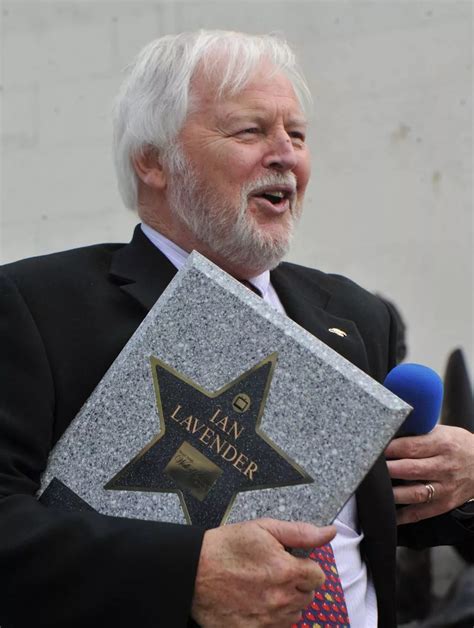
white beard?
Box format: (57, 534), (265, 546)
(165, 146), (302, 272)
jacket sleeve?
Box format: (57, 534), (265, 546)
(0, 270), (204, 628)
(397, 510), (474, 549)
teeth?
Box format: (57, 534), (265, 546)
(269, 190), (285, 198)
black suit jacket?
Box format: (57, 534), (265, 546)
(0, 226), (471, 628)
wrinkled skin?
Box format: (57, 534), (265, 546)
(191, 518), (335, 627)
(386, 425), (474, 525)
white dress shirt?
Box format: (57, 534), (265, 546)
(141, 222), (378, 627)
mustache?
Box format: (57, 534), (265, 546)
(243, 173), (297, 199)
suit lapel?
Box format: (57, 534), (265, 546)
(109, 232), (367, 377)
(357, 456), (397, 625)
(109, 225), (178, 311)
(271, 265), (370, 373)
(110, 235), (365, 376)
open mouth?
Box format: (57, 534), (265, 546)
(250, 187), (294, 212)
(260, 191), (288, 204)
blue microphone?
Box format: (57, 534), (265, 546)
(384, 363), (443, 436)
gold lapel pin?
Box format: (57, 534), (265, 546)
(328, 328), (347, 338)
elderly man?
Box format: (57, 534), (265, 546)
(0, 30), (473, 628)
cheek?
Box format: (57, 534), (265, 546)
(214, 146), (263, 182)
(296, 155), (311, 193)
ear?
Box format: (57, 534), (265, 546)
(133, 146), (167, 190)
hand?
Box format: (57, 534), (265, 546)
(385, 425), (474, 525)
(191, 518), (336, 628)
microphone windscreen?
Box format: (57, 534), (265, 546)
(384, 363), (443, 436)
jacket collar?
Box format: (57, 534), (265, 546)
(110, 230), (368, 371)
(271, 264), (330, 320)
(110, 228), (334, 319)
(109, 224), (178, 311)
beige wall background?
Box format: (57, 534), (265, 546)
(1, 0), (472, 378)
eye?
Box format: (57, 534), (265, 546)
(237, 128), (261, 136)
(289, 130), (306, 143)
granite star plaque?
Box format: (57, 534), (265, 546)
(39, 251), (411, 527)
(104, 355), (311, 528)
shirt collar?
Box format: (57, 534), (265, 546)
(140, 222), (271, 297)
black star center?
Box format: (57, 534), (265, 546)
(105, 353), (313, 528)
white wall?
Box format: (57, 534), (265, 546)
(1, 0), (472, 377)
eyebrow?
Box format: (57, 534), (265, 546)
(221, 111), (308, 127)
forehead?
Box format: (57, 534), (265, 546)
(190, 62), (306, 124)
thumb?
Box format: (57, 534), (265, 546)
(257, 518), (336, 550)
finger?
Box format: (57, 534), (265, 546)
(385, 431), (441, 460)
(294, 559), (326, 592)
(396, 500), (451, 525)
(258, 519), (336, 551)
(386, 456), (444, 481)
(292, 586), (317, 610)
(392, 481), (441, 505)
(281, 608), (305, 626)
(384, 424), (463, 460)
(290, 611), (305, 625)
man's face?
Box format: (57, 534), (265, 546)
(165, 61), (311, 275)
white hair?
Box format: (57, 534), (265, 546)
(113, 30), (312, 210)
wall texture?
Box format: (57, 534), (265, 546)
(1, 0), (472, 376)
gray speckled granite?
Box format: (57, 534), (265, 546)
(39, 251), (410, 527)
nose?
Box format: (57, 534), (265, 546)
(261, 130), (298, 171)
